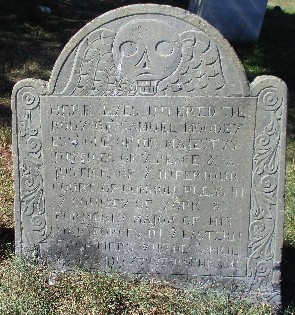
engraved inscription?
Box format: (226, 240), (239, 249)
(41, 96), (256, 276)
(12, 5), (287, 305)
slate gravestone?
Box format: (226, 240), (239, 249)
(188, 0), (268, 41)
(12, 4), (287, 305)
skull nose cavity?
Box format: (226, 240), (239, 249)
(136, 49), (151, 70)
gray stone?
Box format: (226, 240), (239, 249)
(188, 0), (268, 41)
(12, 4), (287, 305)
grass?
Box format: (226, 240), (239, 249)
(0, 143), (13, 229)
(0, 257), (275, 315)
(268, 0), (295, 13)
(0, 0), (295, 313)
(285, 145), (295, 247)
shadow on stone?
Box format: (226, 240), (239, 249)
(260, 8), (295, 93)
(0, 104), (12, 123)
(0, 226), (14, 258)
(281, 244), (295, 310)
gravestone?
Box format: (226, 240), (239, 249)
(12, 4), (287, 305)
(188, 0), (268, 41)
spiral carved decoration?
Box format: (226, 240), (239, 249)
(256, 261), (272, 277)
(32, 215), (46, 232)
(14, 82), (48, 257)
(250, 221), (266, 237)
(257, 175), (277, 196)
(258, 87), (283, 112)
(20, 174), (40, 192)
(27, 136), (42, 154)
(248, 83), (284, 298)
(255, 134), (271, 151)
(17, 86), (40, 110)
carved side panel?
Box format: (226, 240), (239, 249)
(248, 76), (287, 304)
(12, 79), (49, 258)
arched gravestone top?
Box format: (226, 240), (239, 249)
(12, 4), (287, 306)
(48, 4), (250, 97)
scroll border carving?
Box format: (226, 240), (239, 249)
(12, 79), (49, 259)
(247, 76), (287, 304)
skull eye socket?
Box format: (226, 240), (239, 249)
(155, 41), (174, 56)
(119, 41), (137, 57)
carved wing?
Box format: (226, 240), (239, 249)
(62, 29), (116, 96)
(158, 31), (228, 96)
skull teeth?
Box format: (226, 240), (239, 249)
(137, 80), (158, 95)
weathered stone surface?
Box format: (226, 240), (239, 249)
(12, 4), (287, 305)
(188, 0), (268, 41)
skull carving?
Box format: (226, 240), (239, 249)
(113, 20), (181, 95)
